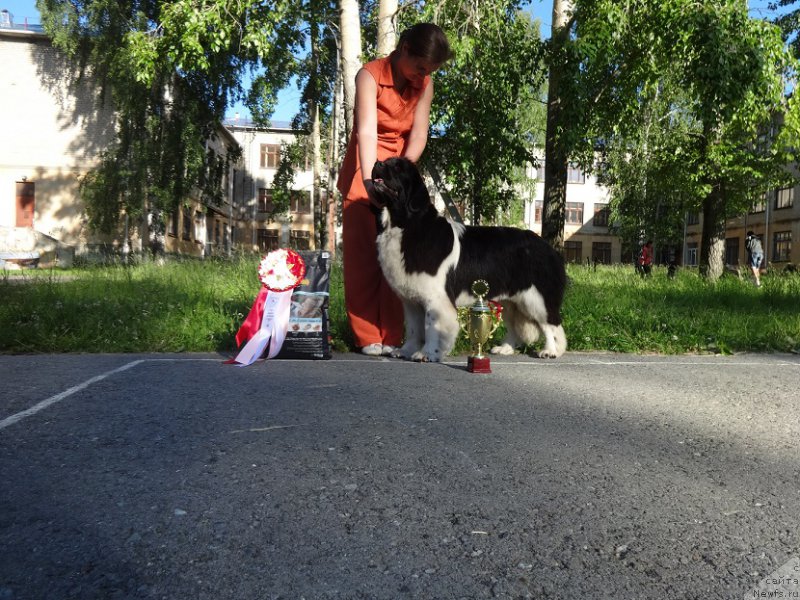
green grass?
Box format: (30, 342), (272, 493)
(562, 264), (800, 355)
(1, 259), (798, 355)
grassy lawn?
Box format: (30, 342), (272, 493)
(1, 258), (798, 355)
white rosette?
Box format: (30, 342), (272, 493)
(233, 249), (306, 366)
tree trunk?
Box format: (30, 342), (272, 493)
(340, 0), (362, 139)
(310, 17), (324, 251)
(312, 101), (325, 250)
(541, 0), (572, 253)
(698, 120), (726, 280)
(377, 0), (397, 57)
(699, 180), (726, 280)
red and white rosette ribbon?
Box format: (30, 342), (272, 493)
(231, 249), (306, 366)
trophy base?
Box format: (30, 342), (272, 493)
(467, 356), (492, 374)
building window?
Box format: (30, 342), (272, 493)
(725, 237), (740, 266)
(564, 240), (582, 263)
(260, 144), (281, 169)
(291, 229), (311, 250)
(776, 187), (794, 210)
(257, 228), (280, 252)
(567, 164), (585, 184)
(291, 191), (312, 214)
(592, 242), (612, 264)
(535, 164), (545, 181)
(169, 210), (179, 237)
(565, 202), (583, 225)
(686, 242), (698, 266)
(750, 194), (766, 214)
(593, 203), (610, 227)
(182, 208), (192, 241)
(258, 188), (274, 213)
(773, 231), (792, 262)
(194, 211), (204, 241)
(686, 212), (700, 225)
(534, 200), (543, 223)
(215, 221), (221, 246)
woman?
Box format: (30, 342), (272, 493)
(338, 23), (452, 355)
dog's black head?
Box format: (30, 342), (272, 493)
(371, 157), (433, 226)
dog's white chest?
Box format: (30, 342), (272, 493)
(376, 220), (461, 304)
(376, 225), (407, 289)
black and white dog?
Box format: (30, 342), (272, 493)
(371, 157), (567, 362)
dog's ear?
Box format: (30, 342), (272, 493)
(403, 161), (430, 215)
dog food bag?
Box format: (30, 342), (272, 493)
(275, 250), (332, 360)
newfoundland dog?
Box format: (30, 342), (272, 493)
(371, 157), (567, 362)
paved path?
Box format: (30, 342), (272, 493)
(1, 352), (799, 599)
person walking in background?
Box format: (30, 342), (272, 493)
(637, 240), (653, 278)
(337, 23), (452, 356)
(745, 230), (764, 287)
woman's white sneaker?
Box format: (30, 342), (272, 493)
(361, 343), (384, 356)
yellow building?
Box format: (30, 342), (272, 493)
(225, 121), (320, 254)
(684, 187), (798, 270)
(524, 161), (622, 264)
(0, 22), (308, 266)
(0, 24), (116, 265)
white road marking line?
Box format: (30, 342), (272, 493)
(0, 360), (145, 431)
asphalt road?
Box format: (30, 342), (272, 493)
(1, 352), (799, 600)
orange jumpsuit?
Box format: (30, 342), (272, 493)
(337, 54), (431, 348)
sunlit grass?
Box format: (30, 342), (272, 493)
(1, 259), (798, 355)
(561, 264), (800, 355)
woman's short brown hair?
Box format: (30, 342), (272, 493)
(397, 23), (453, 65)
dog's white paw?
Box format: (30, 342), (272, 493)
(411, 348), (442, 362)
(490, 343), (515, 356)
(392, 343), (419, 360)
(536, 348), (560, 359)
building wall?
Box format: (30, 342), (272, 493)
(685, 186), (799, 269)
(1, 29), (245, 261)
(0, 30), (116, 251)
(524, 162), (622, 264)
(227, 124), (318, 253)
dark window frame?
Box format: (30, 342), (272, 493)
(776, 187), (794, 210)
(260, 144), (281, 169)
(593, 203), (610, 227)
(257, 228), (280, 252)
(773, 231), (792, 262)
(564, 240), (583, 263)
(565, 202), (584, 225)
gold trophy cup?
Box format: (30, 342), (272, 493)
(467, 280), (500, 374)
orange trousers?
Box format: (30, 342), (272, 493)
(342, 199), (404, 348)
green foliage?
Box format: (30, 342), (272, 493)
(545, 0), (800, 276)
(2, 261), (799, 355)
(36, 0), (308, 233)
(37, 0), (800, 257)
(408, 1), (547, 224)
(773, 0), (800, 58)
(270, 141), (308, 218)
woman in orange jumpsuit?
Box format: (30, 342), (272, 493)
(337, 23), (452, 356)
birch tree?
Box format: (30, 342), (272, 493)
(377, 0), (398, 56)
(339, 0), (362, 138)
(414, 1), (547, 224)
